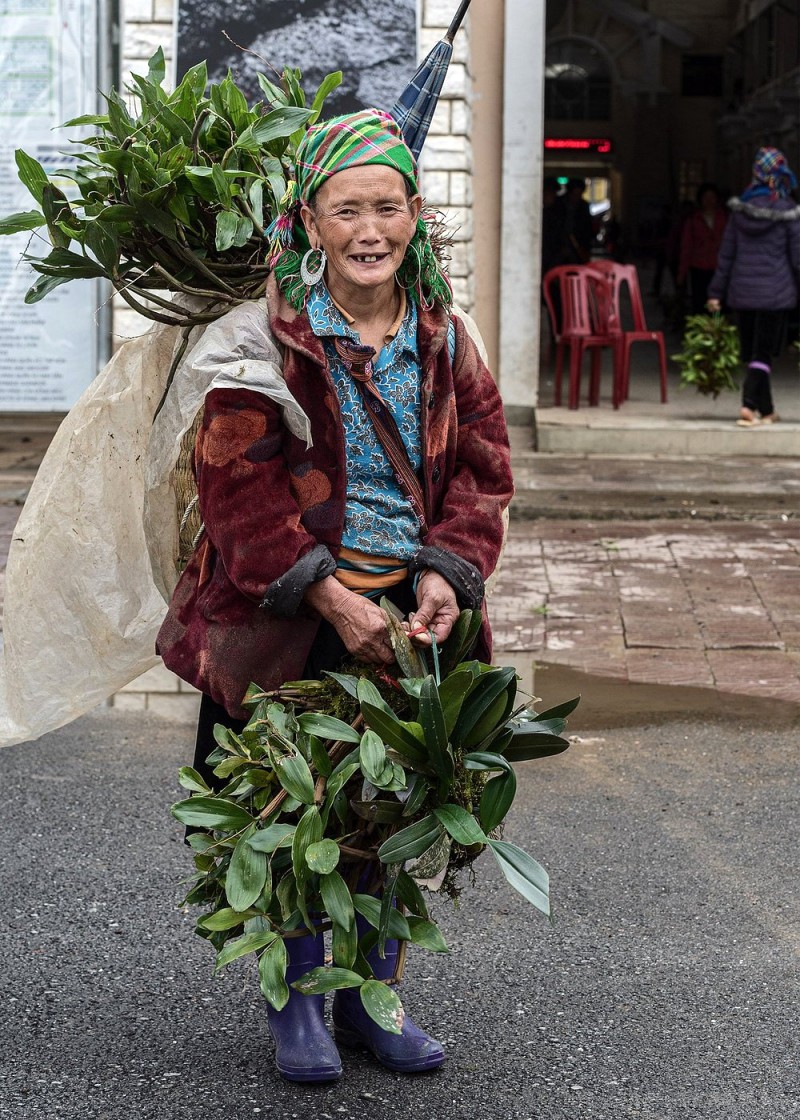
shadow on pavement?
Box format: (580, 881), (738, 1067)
(537, 662), (800, 731)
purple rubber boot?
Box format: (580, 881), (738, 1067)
(332, 915), (445, 1074)
(266, 932), (342, 1083)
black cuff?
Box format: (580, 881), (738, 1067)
(260, 544), (337, 618)
(408, 546), (485, 610)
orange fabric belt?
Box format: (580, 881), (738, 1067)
(334, 546), (409, 597)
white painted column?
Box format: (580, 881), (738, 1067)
(499, 0), (546, 423)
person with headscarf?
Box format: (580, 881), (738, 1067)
(707, 147), (800, 425)
(156, 108), (514, 1081)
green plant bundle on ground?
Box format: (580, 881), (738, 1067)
(171, 605), (577, 1032)
(672, 312), (741, 398)
(0, 48), (342, 327)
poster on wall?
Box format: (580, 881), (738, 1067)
(176, 0), (417, 114)
(0, 0), (102, 412)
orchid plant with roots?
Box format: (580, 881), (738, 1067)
(172, 605), (577, 1033)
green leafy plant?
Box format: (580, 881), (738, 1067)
(672, 312), (740, 398)
(0, 48), (342, 328)
(171, 605), (577, 1032)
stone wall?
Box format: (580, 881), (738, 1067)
(113, 0), (476, 715)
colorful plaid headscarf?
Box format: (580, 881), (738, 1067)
(267, 109), (451, 312)
(297, 108), (418, 201)
(742, 147), (798, 203)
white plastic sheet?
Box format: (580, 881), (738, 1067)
(0, 299), (309, 748)
(144, 299), (312, 602)
(0, 316), (180, 747)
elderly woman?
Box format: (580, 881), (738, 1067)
(157, 109), (513, 1082)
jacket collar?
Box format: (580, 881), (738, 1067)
(416, 296), (450, 365)
(729, 196), (800, 222)
(267, 273), (327, 367)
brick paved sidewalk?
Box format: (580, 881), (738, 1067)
(2, 411), (799, 709)
(489, 519), (800, 704)
(3, 505), (800, 706)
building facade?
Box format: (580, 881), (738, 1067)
(119, 0), (800, 461)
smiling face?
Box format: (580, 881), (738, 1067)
(300, 165), (422, 306)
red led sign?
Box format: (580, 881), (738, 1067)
(545, 137), (613, 154)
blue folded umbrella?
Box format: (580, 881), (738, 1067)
(390, 0), (472, 160)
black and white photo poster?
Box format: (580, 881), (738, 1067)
(176, 0), (417, 113)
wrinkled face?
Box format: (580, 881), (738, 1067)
(300, 166), (422, 298)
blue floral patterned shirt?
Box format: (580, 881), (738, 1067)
(306, 283), (422, 559)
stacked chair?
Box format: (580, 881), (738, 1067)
(542, 261), (668, 409)
(591, 260), (669, 404)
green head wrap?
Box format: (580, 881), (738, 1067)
(267, 108), (451, 312)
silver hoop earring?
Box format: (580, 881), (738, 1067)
(300, 247), (327, 286)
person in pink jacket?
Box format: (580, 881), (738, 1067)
(678, 183), (728, 314)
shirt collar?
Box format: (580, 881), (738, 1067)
(307, 283), (416, 354)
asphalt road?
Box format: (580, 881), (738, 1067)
(1, 707), (798, 1120)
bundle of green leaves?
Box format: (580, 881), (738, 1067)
(672, 313), (741, 398)
(171, 606), (577, 1033)
(0, 49), (342, 327)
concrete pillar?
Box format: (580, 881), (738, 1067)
(499, 0), (546, 424)
(470, 0), (505, 376)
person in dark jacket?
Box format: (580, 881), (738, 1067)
(541, 176), (565, 335)
(557, 177), (594, 263)
(707, 147), (800, 424)
(541, 175), (565, 277)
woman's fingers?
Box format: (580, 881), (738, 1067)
(320, 571), (462, 663)
(412, 571), (459, 645)
(334, 596), (394, 664)
(306, 579), (394, 664)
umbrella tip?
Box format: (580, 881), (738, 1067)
(446, 0), (472, 43)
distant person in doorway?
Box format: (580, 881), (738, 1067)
(541, 176), (565, 277)
(558, 177), (594, 264)
(541, 176), (565, 336)
(707, 147), (800, 425)
(678, 182), (727, 314)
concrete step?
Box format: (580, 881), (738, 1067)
(508, 448), (800, 521)
(510, 487), (796, 521)
(535, 413), (800, 457)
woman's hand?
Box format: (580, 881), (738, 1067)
(706, 298), (721, 313)
(407, 570), (459, 647)
(303, 577), (394, 664)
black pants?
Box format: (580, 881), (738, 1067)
(689, 268), (715, 315)
(192, 581), (418, 788)
(738, 309), (786, 416)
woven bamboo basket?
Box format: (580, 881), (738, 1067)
(174, 411), (204, 571)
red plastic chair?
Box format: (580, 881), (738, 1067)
(542, 265), (623, 409)
(591, 261), (668, 403)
